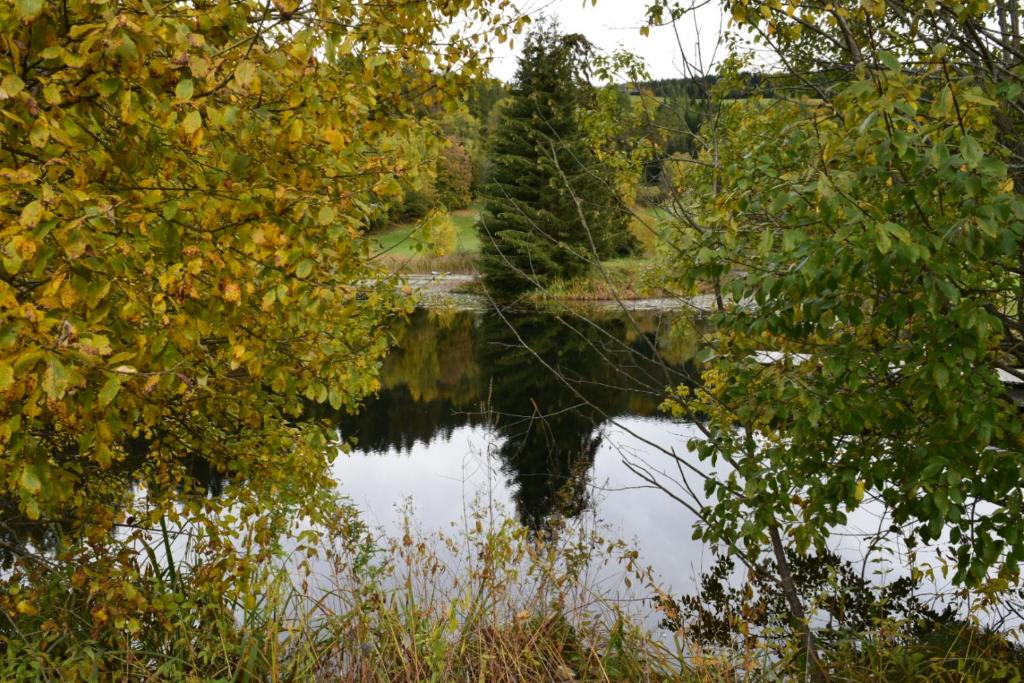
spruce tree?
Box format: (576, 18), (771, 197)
(477, 25), (633, 295)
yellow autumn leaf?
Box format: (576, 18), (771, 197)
(181, 110), (202, 134)
(222, 281), (241, 303)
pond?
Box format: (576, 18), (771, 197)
(329, 305), (715, 593)
(324, 304), (940, 614)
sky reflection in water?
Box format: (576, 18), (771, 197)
(331, 306), (710, 591)
(330, 306), (931, 604)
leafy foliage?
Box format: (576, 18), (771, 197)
(435, 138), (475, 210)
(660, 549), (1024, 680)
(0, 0), (520, 666)
(0, 502), (691, 681)
(659, 0), (1024, 587)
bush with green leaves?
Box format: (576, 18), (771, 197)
(653, 0), (1024, 610)
(0, 0), (519, 666)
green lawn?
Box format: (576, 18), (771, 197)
(372, 206), (481, 258)
(370, 201), (673, 285)
(372, 202), (670, 259)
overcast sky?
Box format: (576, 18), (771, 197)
(486, 0), (730, 83)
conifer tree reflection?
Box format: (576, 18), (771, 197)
(477, 312), (603, 529)
(0, 308), (696, 562)
(337, 307), (696, 529)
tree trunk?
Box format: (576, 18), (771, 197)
(769, 524), (829, 682)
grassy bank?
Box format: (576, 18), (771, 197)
(6, 503), (1022, 681)
(1, 511), (704, 681)
(370, 204), (679, 300)
(373, 206), (481, 274)
(526, 257), (669, 302)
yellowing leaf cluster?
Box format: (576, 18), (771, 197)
(0, 0), (518, 616)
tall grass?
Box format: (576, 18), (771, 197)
(5, 509), (1021, 681)
(379, 251), (480, 275)
(306, 513), (709, 682)
(528, 258), (666, 302)
(0, 506), (730, 682)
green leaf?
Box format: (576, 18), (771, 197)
(15, 0), (43, 20)
(961, 135), (983, 167)
(875, 226), (892, 254)
(328, 386), (343, 410)
(42, 358), (69, 399)
(878, 51), (901, 72)
(881, 221), (911, 243)
(295, 259), (314, 279)
(98, 78), (121, 97)
(317, 205), (336, 225)
(979, 157), (1007, 178)
(175, 78), (194, 101)
(28, 120), (49, 148)
(0, 364), (12, 391)
(307, 381), (327, 403)
(807, 399), (822, 426)
(19, 200), (44, 227)
(19, 464), (42, 495)
(0, 74), (25, 98)
(949, 485), (964, 505)
(2, 253), (22, 275)
(961, 90), (998, 107)
(234, 61), (258, 89)
(42, 84), (61, 105)
(841, 79), (874, 100)
(98, 375), (121, 407)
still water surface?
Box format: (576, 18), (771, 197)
(330, 305), (714, 593)
(327, 305), (924, 606)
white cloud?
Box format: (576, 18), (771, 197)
(487, 0), (729, 82)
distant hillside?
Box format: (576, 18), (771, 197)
(629, 70), (845, 99)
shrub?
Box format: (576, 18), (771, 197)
(422, 210), (458, 256)
(435, 139), (475, 210)
(393, 181), (439, 221)
(635, 184), (666, 208)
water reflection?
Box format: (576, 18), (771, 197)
(337, 307), (699, 529)
(0, 307), (699, 570)
(0, 431), (233, 571)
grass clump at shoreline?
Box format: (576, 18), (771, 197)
(4, 499), (1023, 681)
(526, 257), (669, 302)
(0, 506), (712, 682)
(310, 513), (704, 681)
(381, 251), (480, 276)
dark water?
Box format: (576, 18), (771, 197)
(330, 306), (716, 590)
